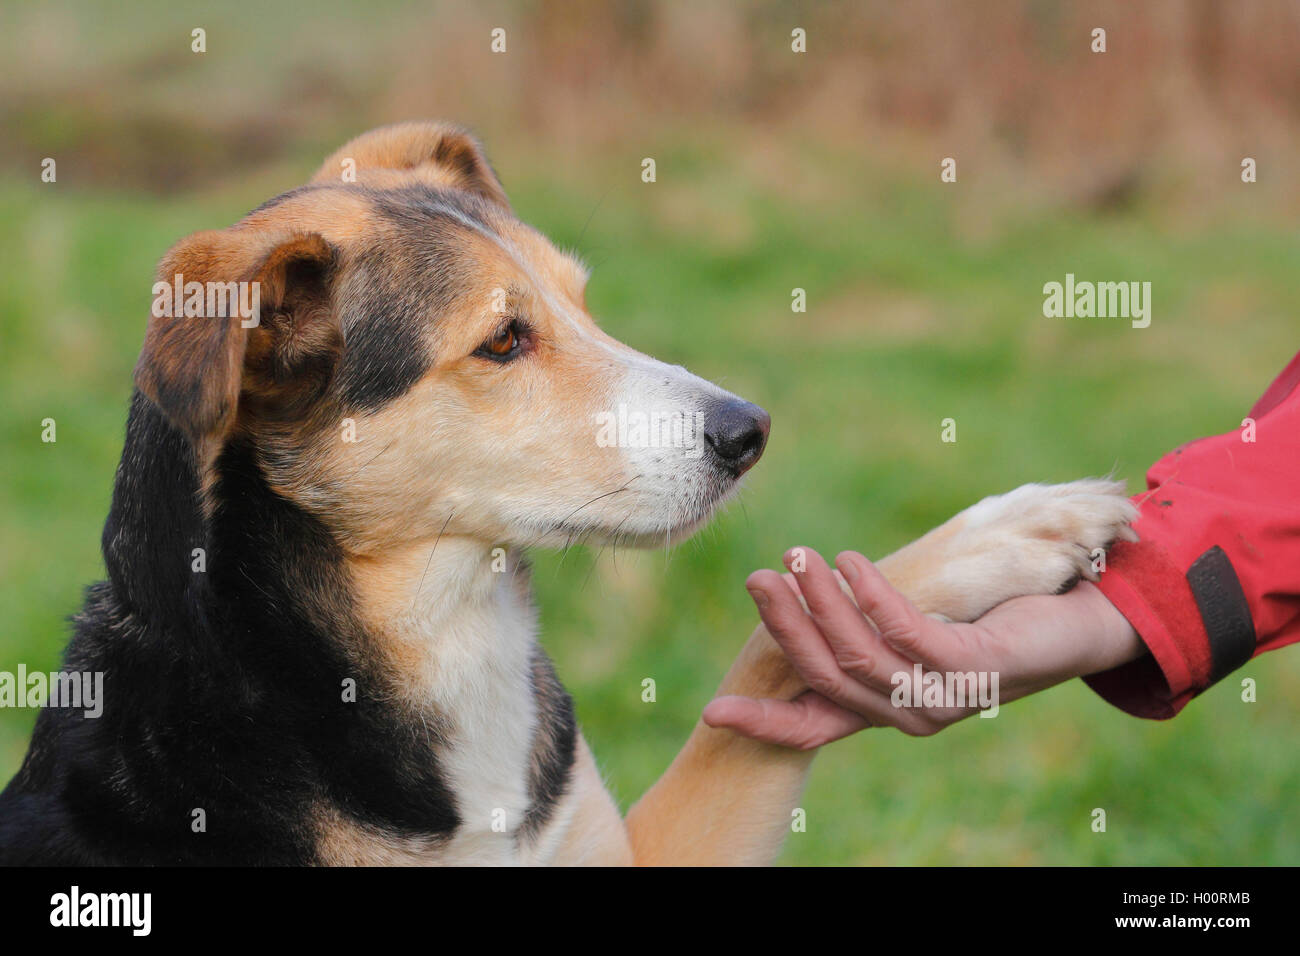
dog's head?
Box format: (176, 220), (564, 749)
(134, 122), (768, 555)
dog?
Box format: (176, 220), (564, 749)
(0, 122), (1136, 865)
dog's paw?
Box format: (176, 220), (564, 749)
(964, 477), (1138, 579)
(905, 479), (1138, 622)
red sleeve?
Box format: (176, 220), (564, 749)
(1084, 352), (1300, 719)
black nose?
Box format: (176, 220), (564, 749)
(704, 399), (770, 477)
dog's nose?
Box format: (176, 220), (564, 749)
(704, 400), (770, 477)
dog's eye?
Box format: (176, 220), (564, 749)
(475, 322), (524, 362)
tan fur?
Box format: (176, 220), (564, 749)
(310, 122), (512, 209)
(545, 738), (634, 866)
(314, 803), (446, 866)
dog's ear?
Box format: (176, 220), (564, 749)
(310, 121), (510, 210)
(134, 229), (336, 447)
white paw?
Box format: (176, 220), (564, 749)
(923, 479), (1138, 621)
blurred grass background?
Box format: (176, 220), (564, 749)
(1, 0), (1298, 864)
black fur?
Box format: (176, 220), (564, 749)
(517, 650), (577, 844)
(0, 395), (469, 863)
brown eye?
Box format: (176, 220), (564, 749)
(475, 321), (526, 362)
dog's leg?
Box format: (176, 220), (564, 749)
(622, 479), (1137, 865)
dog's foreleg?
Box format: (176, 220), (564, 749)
(623, 615), (815, 866)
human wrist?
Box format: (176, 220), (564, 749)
(1072, 581), (1145, 675)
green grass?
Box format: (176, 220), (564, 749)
(1, 141), (1297, 864)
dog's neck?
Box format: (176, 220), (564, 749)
(342, 536), (551, 862)
(352, 536), (525, 630)
(101, 398), (573, 861)
(346, 535), (540, 703)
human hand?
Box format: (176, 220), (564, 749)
(702, 547), (1145, 748)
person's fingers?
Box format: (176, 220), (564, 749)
(745, 555), (971, 734)
(834, 551), (956, 666)
(703, 692), (871, 750)
(746, 565), (871, 706)
(784, 547), (914, 692)
(777, 570), (802, 598)
(750, 556), (938, 720)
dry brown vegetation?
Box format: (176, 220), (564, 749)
(2, 0), (1296, 216)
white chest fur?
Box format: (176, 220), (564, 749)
(327, 542), (575, 865)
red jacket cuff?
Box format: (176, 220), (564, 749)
(1083, 536), (1213, 719)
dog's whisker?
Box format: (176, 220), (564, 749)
(575, 186), (612, 249)
(410, 509), (455, 612)
(546, 476), (642, 537)
(581, 545), (606, 592)
(356, 438), (396, 473)
(238, 564), (278, 606)
(558, 531), (577, 567)
(606, 502), (640, 575)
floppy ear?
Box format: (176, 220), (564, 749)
(134, 229), (336, 446)
(310, 121), (510, 210)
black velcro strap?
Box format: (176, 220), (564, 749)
(1185, 546), (1256, 683)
